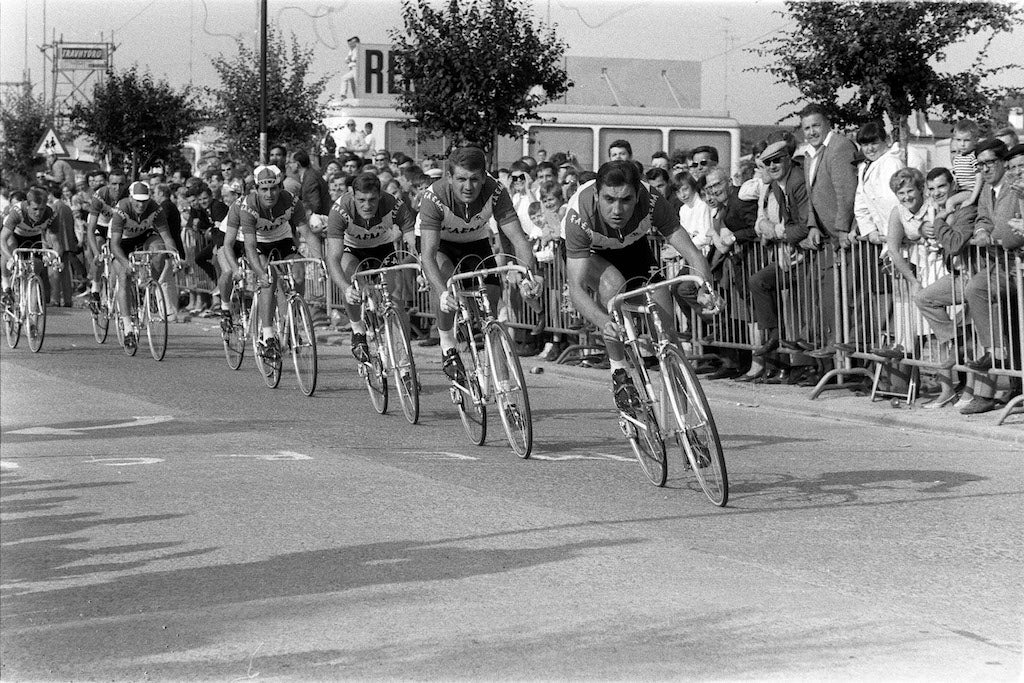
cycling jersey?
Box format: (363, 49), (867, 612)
(3, 202), (57, 239)
(222, 197), (246, 257)
(109, 198), (168, 240)
(238, 191), (308, 243)
(563, 180), (680, 259)
(418, 176), (516, 244)
(327, 191), (414, 249)
(88, 185), (128, 229)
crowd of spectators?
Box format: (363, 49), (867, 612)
(2, 106), (1021, 418)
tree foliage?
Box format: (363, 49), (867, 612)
(389, 0), (572, 155)
(753, 1), (1022, 137)
(70, 66), (204, 175)
(0, 88), (51, 188)
(209, 28), (331, 163)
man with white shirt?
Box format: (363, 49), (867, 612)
(340, 119), (369, 156)
(363, 122), (378, 154)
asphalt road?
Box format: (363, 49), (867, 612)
(2, 308), (1021, 680)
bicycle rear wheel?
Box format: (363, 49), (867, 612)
(661, 346), (728, 506)
(383, 308), (419, 424)
(91, 276), (110, 343)
(455, 319), (486, 445)
(144, 281), (168, 361)
(485, 323), (532, 458)
(622, 344), (667, 486)
(289, 297), (318, 396)
(4, 278), (22, 349)
(223, 288), (247, 370)
(26, 275), (46, 353)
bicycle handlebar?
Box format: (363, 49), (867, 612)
(607, 273), (707, 317)
(446, 263), (532, 290)
(13, 247), (61, 261)
(353, 261), (421, 280)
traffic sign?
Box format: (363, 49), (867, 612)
(35, 128), (69, 157)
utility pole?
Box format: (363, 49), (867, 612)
(260, 0), (268, 164)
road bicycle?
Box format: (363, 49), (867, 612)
(607, 272), (728, 506)
(3, 247), (62, 352)
(351, 251), (422, 424)
(252, 256), (322, 396)
(88, 244), (115, 344)
(446, 261), (537, 458)
(113, 249), (180, 361)
(221, 256), (257, 370)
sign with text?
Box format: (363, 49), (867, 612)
(357, 43), (405, 101)
(57, 43), (110, 71)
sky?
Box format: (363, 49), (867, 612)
(2, 0), (1022, 125)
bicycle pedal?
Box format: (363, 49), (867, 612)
(617, 416), (637, 439)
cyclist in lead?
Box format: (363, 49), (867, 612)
(418, 147), (542, 383)
(108, 181), (178, 348)
(238, 165), (313, 361)
(1, 186), (59, 308)
(324, 172), (416, 362)
(562, 160), (720, 411)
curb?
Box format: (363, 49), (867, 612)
(532, 358), (1023, 447)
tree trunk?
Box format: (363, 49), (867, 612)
(895, 113), (910, 167)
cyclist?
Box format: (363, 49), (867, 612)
(238, 165), (313, 361)
(85, 170), (129, 311)
(324, 172), (416, 361)
(418, 146), (541, 383)
(215, 178), (248, 330)
(108, 181), (179, 348)
(1, 186), (59, 308)
(563, 160), (719, 411)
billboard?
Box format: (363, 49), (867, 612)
(57, 44), (110, 71)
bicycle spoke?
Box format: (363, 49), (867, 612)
(289, 297), (318, 396)
(384, 308), (419, 424)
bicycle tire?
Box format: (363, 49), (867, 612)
(4, 276), (22, 349)
(622, 343), (667, 486)
(383, 307), (419, 424)
(485, 323), (533, 458)
(455, 317), (486, 446)
(91, 276), (110, 344)
(25, 275), (46, 353)
(110, 279), (126, 349)
(144, 281), (168, 361)
(361, 309), (388, 412)
(661, 346), (728, 506)
(252, 297), (282, 388)
(289, 297), (318, 396)
(223, 287), (247, 370)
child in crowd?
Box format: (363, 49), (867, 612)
(530, 181), (567, 361)
(946, 118), (983, 210)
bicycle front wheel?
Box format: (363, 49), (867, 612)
(91, 276), (110, 344)
(455, 319), (486, 446)
(362, 313), (387, 413)
(662, 347), (727, 506)
(288, 297), (318, 396)
(383, 308), (419, 424)
(223, 288), (247, 370)
(26, 275), (46, 353)
(622, 343), (667, 486)
(4, 278), (22, 349)
(485, 323), (533, 458)
(144, 282), (168, 361)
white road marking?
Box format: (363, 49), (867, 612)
(89, 457), (164, 466)
(219, 450), (312, 461)
(8, 415), (175, 436)
(532, 451), (634, 462)
(0, 461), (19, 470)
(399, 450), (478, 460)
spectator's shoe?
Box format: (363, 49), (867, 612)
(612, 368), (642, 414)
(764, 367), (792, 384)
(871, 344), (905, 360)
(752, 335), (779, 357)
(781, 338), (814, 352)
(261, 337), (282, 363)
(834, 342), (858, 353)
(351, 332), (370, 363)
(959, 396), (997, 415)
(808, 345), (837, 359)
(966, 352), (993, 372)
(921, 393), (958, 410)
(706, 365), (740, 380)
(219, 310), (234, 335)
(442, 348), (467, 384)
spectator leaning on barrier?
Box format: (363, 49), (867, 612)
(854, 121), (904, 245)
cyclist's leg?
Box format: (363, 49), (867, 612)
(341, 249), (365, 333)
(1, 232), (16, 295)
(215, 247), (234, 318)
(256, 245), (278, 342)
(432, 248), (458, 354)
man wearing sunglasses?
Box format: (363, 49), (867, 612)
(687, 146), (718, 181)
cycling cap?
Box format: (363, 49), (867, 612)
(254, 165), (282, 187)
(129, 181), (151, 200)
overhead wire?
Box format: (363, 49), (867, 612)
(554, 0), (648, 30)
(113, 0), (158, 33)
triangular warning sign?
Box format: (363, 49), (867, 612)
(35, 128), (68, 157)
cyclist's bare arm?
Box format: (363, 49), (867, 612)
(419, 229), (448, 295)
(566, 256), (613, 331)
(223, 225), (241, 273)
(496, 217), (537, 273)
(324, 237), (352, 293)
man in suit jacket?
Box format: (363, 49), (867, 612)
(292, 149), (330, 259)
(748, 139), (810, 368)
(959, 138), (1024, 415)
(797, 104), (858, 356)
